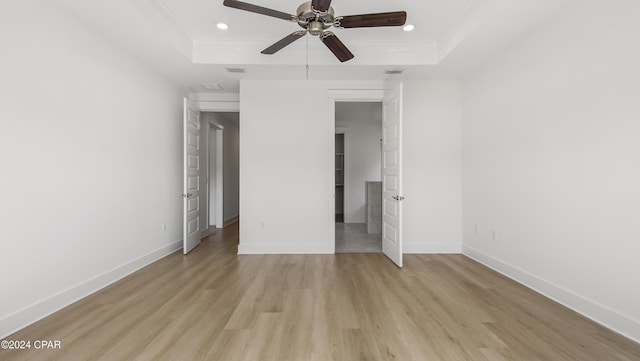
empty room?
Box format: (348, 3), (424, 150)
(1, 0), (639, 360)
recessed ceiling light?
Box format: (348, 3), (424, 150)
(403, 24), (414, 32)
(216, 23), (228, 30)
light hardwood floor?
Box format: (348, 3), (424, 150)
(3, 224), (639, 361)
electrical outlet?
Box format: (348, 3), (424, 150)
(492, 229), (498, 240)
(475, 224), (480, 234)
(261, 222), (265, 229)
(162, 222), (167, 231)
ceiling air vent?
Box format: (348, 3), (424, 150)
(225, 67), (246, 73)
(384, 69), (404, 75)
(200, 83), (224, 91)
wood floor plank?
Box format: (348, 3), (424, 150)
(2, 224), (639, 361)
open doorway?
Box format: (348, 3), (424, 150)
(201, 112), (240, 235)
(334, 102), (383, 253)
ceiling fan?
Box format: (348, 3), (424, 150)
(223, 0), (407, 62)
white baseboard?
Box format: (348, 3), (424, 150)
(223, 215), (239, 228)
(0, 240), (182, 339)
(238, 241), (460, 255)
(238, 242), (333, 255)
(404, 243), (461, 254)
(462, 245), (640, 344)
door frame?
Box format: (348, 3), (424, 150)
(327, 89), (386, 254)
(191, 95), (239, 238)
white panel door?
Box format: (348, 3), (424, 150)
(382, 83), (403, 267)
(183, 98), (202, 254)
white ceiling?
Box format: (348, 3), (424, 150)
(163, 0), (471, 42)
(56, 0), (576, 93)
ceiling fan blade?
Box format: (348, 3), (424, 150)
(320, 32), (354, 63)
(337, 11), (407, 28)
(311, 0), (332, 12)
(223, 0), (294, 21)
(261, 31), (306, 54)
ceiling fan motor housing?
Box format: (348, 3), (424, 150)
(308, 21), (324, 35)
(296, 1), (334, 35)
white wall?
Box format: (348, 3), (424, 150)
(462, 0), (640, 342)
(238, 80), (462, 254)
(335, 102), (382, 224)
(0, 1), (184, 338)
(402, 81), (463, 253)
(239, 81), (339, 254)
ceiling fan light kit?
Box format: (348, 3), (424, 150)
(222, 0), (407, 62)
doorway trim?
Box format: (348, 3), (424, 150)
(191, 93), (239, 238)
(192, 93), (240, 112)
(327, 89), (385, 253)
